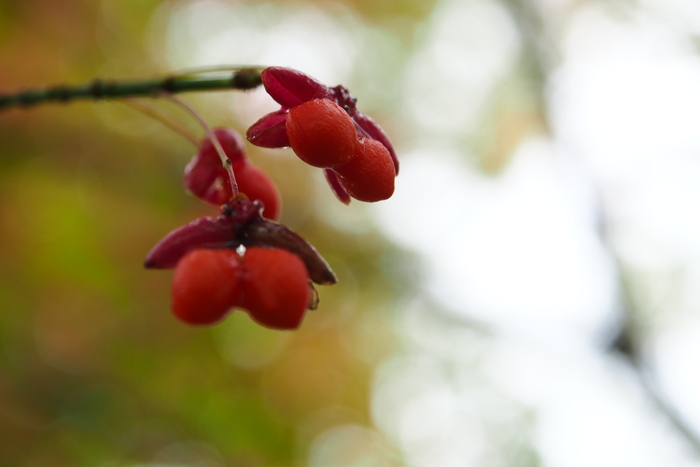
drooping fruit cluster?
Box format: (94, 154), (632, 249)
(285, 100), (396, 202)
(247, 66), (398, 204)
(171, 247), (310, 329)
(184, 127), (281, 220)
(147, 66), (398, 331)
(146, 197), (335, 330)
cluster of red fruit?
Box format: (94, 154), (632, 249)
(286, 99), (395, 202)
(146, 67), (397, 330)
(172, 247), (310, 329)
(183, 127), (281, 220)
(247, 66), (398, 204)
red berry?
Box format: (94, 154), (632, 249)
(333, 138), (396, 202)
(185, 128), (282, 215)
(233, 162), (281, 221)
(286, 99), (357, 168)
(241, 247), (310, 330)
(171, 249), (242, 325)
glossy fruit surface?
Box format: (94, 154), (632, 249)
(286, 99), (357, 168)
(171, 249), (242, 325)
(334, 138), (396, 202)
(241, 247), (310, 330)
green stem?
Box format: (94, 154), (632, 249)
(0, 67), (264, 112)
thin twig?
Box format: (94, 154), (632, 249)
(0, 67), (263, 112)
(610, 259), (700, 456)
(120, 98), (200, 148)
(501, 0), (700, 454)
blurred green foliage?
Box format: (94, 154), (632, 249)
(0, 1), (413, 465)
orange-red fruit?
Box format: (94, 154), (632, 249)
(171, 249), (242, 326)
(234, 162), (282, 220)
(241, 247), (310, 330)
(286, 99), (357, 168)
(333, 138), (396, 202)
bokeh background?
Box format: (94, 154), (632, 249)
(2, 0), (700, 465)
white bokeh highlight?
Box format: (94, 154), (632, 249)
(161, 0), (700, 465)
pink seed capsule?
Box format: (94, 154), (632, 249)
(144, 215), (238, 269)
(184, 128), (248, 205)
(243, 218), (337, 285)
